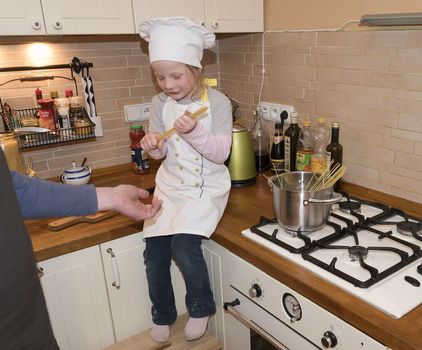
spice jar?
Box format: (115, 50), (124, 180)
(69, 96), (84, 127)
(75, 117), (93, 135)
(0, 132), (26, 173)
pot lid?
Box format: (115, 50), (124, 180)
(64, 161), (89, 174)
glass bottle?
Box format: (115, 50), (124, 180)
(251, 108), (270, 172)
(129, 124), (149, 174)
(270, 122), (285, 174)
(295, 120), (313, 171)
(310, 117), (330, 174)
(326, 122), (343, 189)
(284, 111), (301, 172)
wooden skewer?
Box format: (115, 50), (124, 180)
(157, 105), (209, 141)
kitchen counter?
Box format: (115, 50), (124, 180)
(26, 164), (422, 350)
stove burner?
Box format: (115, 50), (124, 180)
(339, 201), (361, 214)
(396, 221), (422, 237)
(348, 245), (368, 261)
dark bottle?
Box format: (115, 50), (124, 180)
(326, 122), (343, 189)
(284, 111), (301, 172)
(251, 108), (270, 171)
(129, 124), (150, 174)
(270, 122), (285, 174)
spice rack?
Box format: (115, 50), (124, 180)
(0, 57), (96, 149)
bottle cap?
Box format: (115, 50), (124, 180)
(290, 111), (298, 123)
(130, 124), (142, 130)
(65, 88), (73, 97)
(317, 117), (325, 123)
(332, 122), (340, 128)
(303, 120), (312, 126)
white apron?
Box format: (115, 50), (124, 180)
(143, 96), (231, 238)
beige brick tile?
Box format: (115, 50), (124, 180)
(398, 113), (422, 133)
(52, 141), (116, 158)
(287, 46), (310, 54)
(218, 33), (253, 47)
(387, 164), (421, 182)
(390, 187), (422, 204)
(86, 56), (128, 69)
(357, 157), (388, 171)
(367, 72), (422, 91)
(312, 46), (397, 57)
(313, 89), (387, 111)
(236, 91), (255, 105)
(219, 45), (249, 53)
(219, 52), (245, 64)
(96, 99), (117, 114)
(380, 172), (422, 195)
(102, 118), (128, 131)
(266, 32), (316, 47)
(266, 53), (305, 66)
(219, 62), (236, 73)
(394, 152), (422, 172)
(405, 31), (422, 48)
(93, 80), (136, 90)
(235, 63), (253, 76)
(94, 155), (131, 170)
(389, 58), (422, 74)
(391, 128), (422, 142)
(92, 67), (142, 82)
(317, 31), (407, 48)
(75, 41), (138, 50)
(345, 163), (380, 182)
(309, 54), (388, 71)
(416, 142), (422, 156)
(94, 87), (131, 100)
(73, 49), (133, 58)
(342, 129), (383, 147)
(344, 141), (394, 164)
(264, 64), (314, 80)
(127, 55), (150, 67)
(382, 135), (415, 153)
(343, 174), (392, 195)
(130, 85), (158, 98)
(245, 53), (261, 65)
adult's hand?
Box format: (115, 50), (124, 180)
(96, 185), (162, 221)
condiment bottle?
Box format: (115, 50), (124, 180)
(295, 120), (313, 171)
(251, 108), (270, 172)
(310, 117), (330, 174)
(129, 124), (150, 174)
(35, 88), (43, 101)
(326, 122), (343, 189)
(284, 111), (301, 172)
(37, 99), (56, 130)
(65, 88), (73, 98)
(270, 121), (285, 174)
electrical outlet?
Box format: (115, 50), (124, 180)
(259, 102), (294, 123)
(124, 103), (151, 122)
(258, 102), (270, 119)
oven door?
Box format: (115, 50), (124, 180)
(223, 287), (319, 350)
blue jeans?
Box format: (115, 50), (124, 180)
(144, 234), (216, 325)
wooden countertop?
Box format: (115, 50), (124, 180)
(26, 165), (422, 350)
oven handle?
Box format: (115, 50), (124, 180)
(223, 299), (289, 350)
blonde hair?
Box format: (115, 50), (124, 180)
(187, 65), (207, 101)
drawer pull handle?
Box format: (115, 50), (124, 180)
(37, 266), (44, 278)
(223, 299), (288, 350)
(107, 248), (121, 289)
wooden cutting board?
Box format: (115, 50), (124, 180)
(48, 211), (117, 231)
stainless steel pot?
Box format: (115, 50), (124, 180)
(268, 172), (342, 232)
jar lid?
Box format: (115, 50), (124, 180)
(130, 124), (142, 130)
(64, 161), (90, 175)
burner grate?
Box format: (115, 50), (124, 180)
(302, 223), (421, 288)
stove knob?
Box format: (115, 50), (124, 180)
(321, 331), (338, 348)
(248, 283), (262, 298)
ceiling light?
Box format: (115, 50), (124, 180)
(360, 12), (422, 26)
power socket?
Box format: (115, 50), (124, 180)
(124, 103), (151, 122)
(259, 102), (294, 123)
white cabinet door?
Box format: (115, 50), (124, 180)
(100, 232), (187, 342)
(204, 0), (263, 32)
(0, 0), (46, 35)
(38, 246), (115, 350)
(132, 0), (205, 28)
(40, 0), (135, 34)
(202, 239), (228, 347)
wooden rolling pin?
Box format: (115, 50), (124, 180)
(48, 211), (117, 231)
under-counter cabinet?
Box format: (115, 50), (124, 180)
(38, 232), (187, 350)
(0, 0), (134, 35)
(132, 0), (263, 32)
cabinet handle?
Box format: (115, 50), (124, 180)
(211, 20), (219, 29)
(106, 248), (121, 289)
(31, 20), (42, 30)
(37, 266), (45, 278)
(53, 20), (63, 30)
(223, 299), (288, 350)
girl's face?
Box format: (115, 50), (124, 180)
(152, 61), (195, 101)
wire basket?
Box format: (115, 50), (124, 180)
(1, 107), (96, 149)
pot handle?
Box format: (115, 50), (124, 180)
(304, 192), (342, 206)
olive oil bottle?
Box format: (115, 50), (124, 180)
(326, 122), (343, 189)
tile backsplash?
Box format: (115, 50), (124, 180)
(218, 30), (422, 204)
(1, 30), (422, 204)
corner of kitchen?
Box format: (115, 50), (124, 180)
(1, 1), (422, 350)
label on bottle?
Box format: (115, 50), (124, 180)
(273, 135), (283, 145)
(285, 136), (291, 172)
(296, 149), (312, 171)
(131, 148), (150, 173)
(270, 158), (285, 173)
(311, 154), (327, 174)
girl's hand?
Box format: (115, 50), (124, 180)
(140, 132), (164, 152)
(174, 111), (197, 134)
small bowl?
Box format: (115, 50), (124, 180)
(61, 161), (91, 185)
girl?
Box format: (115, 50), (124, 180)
(139, 17), (232, 343)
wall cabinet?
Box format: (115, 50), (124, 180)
(0, 0), (134, 36)
(38, 232), (187, 350)
(132, 0), (263, 33)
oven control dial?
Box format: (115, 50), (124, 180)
(248, 283), (262, 298)
(282, 293), (302, 322)
(321, 331), (338, 348)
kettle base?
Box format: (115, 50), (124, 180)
(231, 176), (256, 188)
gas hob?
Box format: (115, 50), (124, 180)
(241, 193), (422, 319)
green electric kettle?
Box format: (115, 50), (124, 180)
(226, 124), (256, 187)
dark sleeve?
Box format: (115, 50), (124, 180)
(11, 171), (98, 219)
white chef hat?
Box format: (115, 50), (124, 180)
(139, 17), (215, 68)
